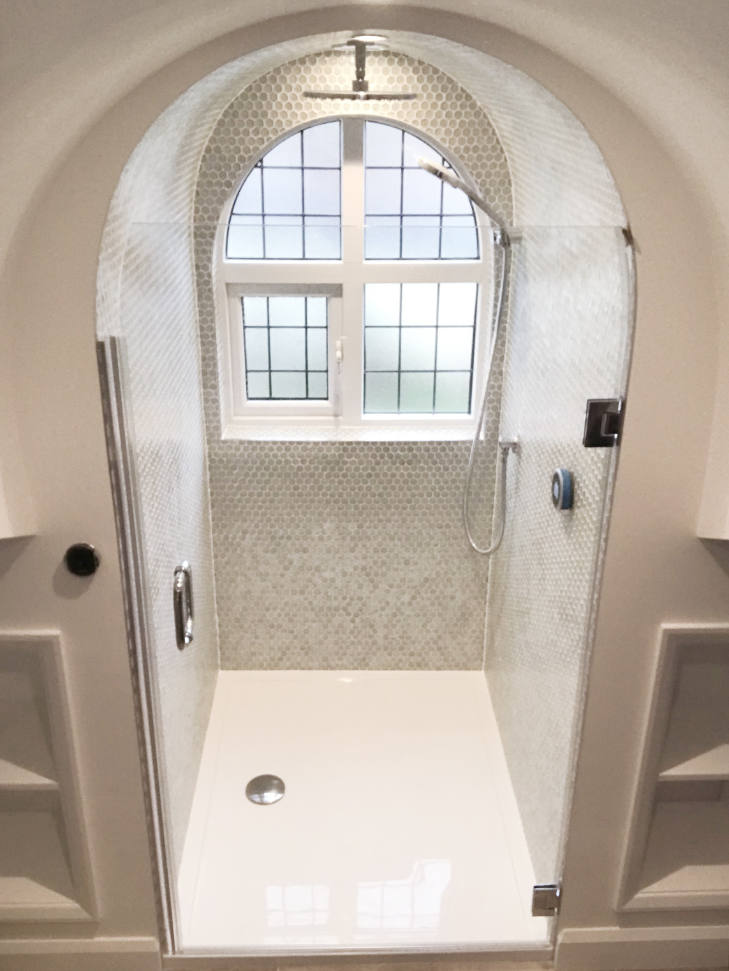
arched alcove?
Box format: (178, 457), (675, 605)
(97, 30), (634, 953)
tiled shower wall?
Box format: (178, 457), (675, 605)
(193, 51), (513, 669)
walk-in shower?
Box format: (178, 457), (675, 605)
(96, 30), (635, 961)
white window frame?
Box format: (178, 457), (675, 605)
(215, 117), (493, 442)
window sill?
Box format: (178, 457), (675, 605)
(221, 418), (476, 443)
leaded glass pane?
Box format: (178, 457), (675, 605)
(264, 217), (303, 259)
(435, 372), (471, 413)
(365, 121), (402, 166)
(400, 328), (436, 370)
(270, 329), (305, 370)
(271, 372), (307, 398)
(227, 122), (342, 260)
(364, 217), (400, 259)
(400, 372), (435, 412)
(438, 283), (478, 326)
(363, 283), (478, 415)
(364, 373), (398, 413)
(227, 216), (263, 259)
(364, 121), (479, 261)
(244, 328), (269, 370)
(401, 284), (437, 327)
(436, 327), (474, 370)
(401, 217), (440, 259)
(365, 284), (400, 326)
(303, 122), (340, 167)
(242, 296), (329, 401)
(365, 328), (399, 371)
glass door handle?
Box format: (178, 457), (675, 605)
(173, 561), (194, 649)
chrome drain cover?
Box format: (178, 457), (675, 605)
(246, 774), (285, 805)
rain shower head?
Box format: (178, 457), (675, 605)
(304, 39), (417, 101)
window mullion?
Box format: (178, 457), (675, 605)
(340, 117), (365, 425)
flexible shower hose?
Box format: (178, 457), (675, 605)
(463, 236), (513, 555)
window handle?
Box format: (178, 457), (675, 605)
(335, 338), (344, 369)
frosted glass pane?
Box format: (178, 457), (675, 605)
(435, 372), (471, 413)
(365, 122), (402, 166)
(402, 132), (441, 168)
(271, 372), (307, 398)
(304, 217), (340, 259)
(306, 297), (327, 327)
(265, 132), (301, 166)
(436, 327), (474, 369)
(264, 217), (303, 259)
(365, 284), (400, 326)
(365, 373), (398, 413)
(227, 219), (263, 259)
(307, 329), (327, 370)
(304, 170), (340, 215)
(401, 217), (439, 259)
(307, 372), (328, 398)
(303, 122), (340, 167)
(402, 168), (442, 214)
(365, 217), (400, 259)
(400, 328), (436, 370)
(365, 328), (399, 371)
(232, 168), (262, 214)
(263, 169), (302, 214)
(270, 329), (305, 370)
(269, 296), (305, 327)
(400, 372), (434, 412)
(401, 283), (437, 326)
(242, 296), (268, 325)
(366, 169), (401, 214)
(442, 181), (472, 215)
(441, 217), (478, 259)
(438, 283), (478, 326)
(244, 328), (268, 370)
(246, 372), (270, 398)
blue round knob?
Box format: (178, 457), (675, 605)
(552, 469), (574, 510)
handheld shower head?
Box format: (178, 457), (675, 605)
(416, 157), (511, 243)
(417, 158), (462, 191)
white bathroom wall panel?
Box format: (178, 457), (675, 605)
(193, 51), (513, 669)
(485, 226), (633, 882)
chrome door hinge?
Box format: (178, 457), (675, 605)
(583, 397), (624, 448)
(532, 883), (561, 917)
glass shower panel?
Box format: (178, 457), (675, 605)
(482, 225), (634, 888)
(109, 220), (220, 915)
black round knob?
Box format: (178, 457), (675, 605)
(64, 543), (100, 577)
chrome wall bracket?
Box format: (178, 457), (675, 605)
(532, 883), (562, 917)
(583, 397), (625, 447)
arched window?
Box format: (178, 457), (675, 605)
(217, 118), (489, 439)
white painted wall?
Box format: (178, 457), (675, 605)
(1, 2), (728, 968)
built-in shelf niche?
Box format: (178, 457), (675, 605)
(618, 625), (729, 912)
(0, 632), (96, 923)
